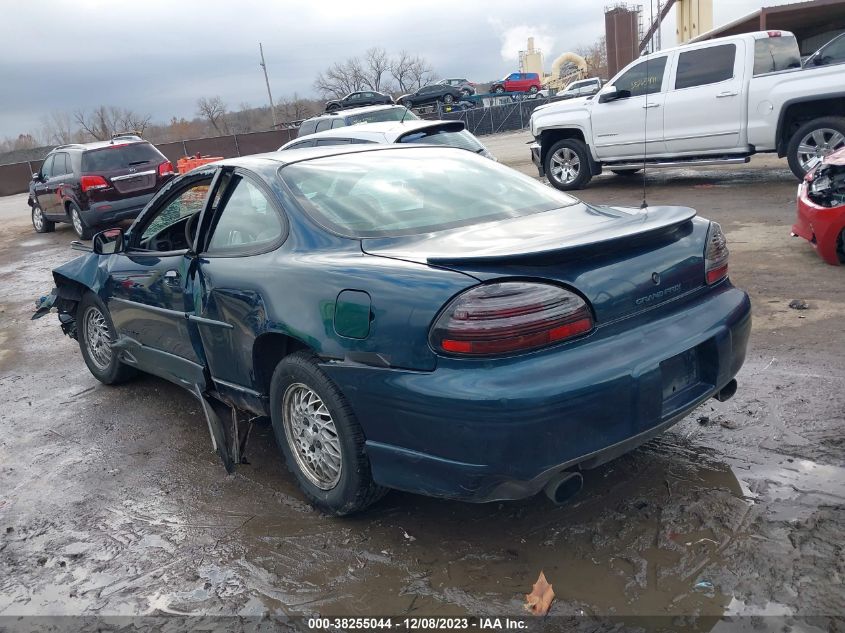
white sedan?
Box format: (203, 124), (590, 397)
(279, 120), (496, 160)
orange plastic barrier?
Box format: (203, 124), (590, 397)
(176, 153), (224, 174)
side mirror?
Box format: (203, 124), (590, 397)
(599, 87), (632, 103)
(92, 228), (125, 255)
(32, 172), (43, 182)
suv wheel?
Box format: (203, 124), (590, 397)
(545, 139), (593, 191)
(529, 85), (539, 94)
(443, 94), (454, 104)
(31, 202), (55, 233)
(493, 85), (505, 94)
(787, 116), (845, 179)
(269, 351), (387, 515)
(69, 202), (93, 240)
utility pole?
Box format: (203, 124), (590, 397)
(259, 43), (278, 128)
(656, 0), (662, 50)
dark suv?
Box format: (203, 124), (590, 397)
(29, 135), (175, 239)
(398, 83), (464, 107)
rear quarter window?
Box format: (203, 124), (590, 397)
(82, 143), (163, 172)
(297, 121), (318, 137)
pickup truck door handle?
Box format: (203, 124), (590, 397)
(716, 91), (739, 98)
(642, 102), (661, 109)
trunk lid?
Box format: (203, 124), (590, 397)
(362, 203), (708, 323)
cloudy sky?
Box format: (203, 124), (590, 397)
(0, 0), (796, 139)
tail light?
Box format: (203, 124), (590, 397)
(158, 161), (175, 177)
(704, 222), (729, 285)
(430, 282), (593, 356)
(80, 175), (108, 192)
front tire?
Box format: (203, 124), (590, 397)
(32, 202), (55, 233)
(269, 351), (386, 515)
(77, 292), (136, 385)
(528, 85), (539, 94)
(493, 86), (505, 94)
(544, 139), (593, 191)
(443, 93), (454, 104)
(69, 202), (93, 240)
(787, 116), (845, 180)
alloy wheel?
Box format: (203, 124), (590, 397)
(83, 306), (113, 371)
(797, 127), (845, 173)
(32, 206), (43, 231)
(550, 148), (581, 185)
(282, 383), (342, 490)
(71, 208), (84, 237)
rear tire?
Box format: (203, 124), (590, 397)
(544, 139), (593, 191)
(69, 202), (93, 240)
(269, 351), (387, 516)
(77, 292), (136, 385)
(461, 88), (472, 97)
(493, 85), (505, 94)
(31, 202), (55, 233)
(787, 116), (845, 180)
(529, 85), (539, 94)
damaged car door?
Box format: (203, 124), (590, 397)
(104, 171), (221, 389)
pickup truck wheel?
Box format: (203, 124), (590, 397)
(32, 203), (55, 233)
(545, 139), (592, 191)
(788, 117), (845, 179)
(77, 292), (136, 385)
(269, 351), (387, 516)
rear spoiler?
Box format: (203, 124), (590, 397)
(426, 206), (697, 265)
(396, 120), (465, 142)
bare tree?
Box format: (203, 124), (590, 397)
(313, 58), (367, 99)
(390, 51), (437, 92)
(40, 111), (76, 145)
(74, 106), (151, 140)
(196, 96), (229, 134)
(576, 36), (609, 80)
(363, 47), (392, 92)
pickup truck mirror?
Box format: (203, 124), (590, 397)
(599, 87), (632, 103)
(92, 228), (125, 256)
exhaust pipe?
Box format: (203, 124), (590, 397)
(543, 471), (584, 505)
(713, 379), (738, 402)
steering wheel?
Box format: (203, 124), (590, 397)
(184, 213), (201, 249)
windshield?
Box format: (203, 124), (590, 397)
(347, 107), (419, 124)
(82, 142), (163, 172)
(280, 148), (576, 238)
(399, 128), (485, 153)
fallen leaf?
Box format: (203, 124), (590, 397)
(524, 571), (554, 616)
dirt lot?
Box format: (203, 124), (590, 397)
(1, 132), (843, 628)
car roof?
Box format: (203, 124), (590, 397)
(280, 120), (465, 148)
(304, 104), (404, 121)
(51, 138), (150, 153)
(207, 144), (465, 172)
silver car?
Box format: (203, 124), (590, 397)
(278, 120), (496, 160)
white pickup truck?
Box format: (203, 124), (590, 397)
(529, 30), (845, 190)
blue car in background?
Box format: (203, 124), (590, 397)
(35, 145), (751, 515)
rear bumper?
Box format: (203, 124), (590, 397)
(793, 182), (845, 265)
(530, 142), (544, 176)
(322, 284), (751, 502)
(82, 193), (154, 228)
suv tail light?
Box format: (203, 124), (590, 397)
(430, 282), (593, 356)
(80, 175), (108, 192)
(704, 222), (729, 285)
(158, 161), (174, 177)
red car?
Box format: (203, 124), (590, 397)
(792, 148), (845, 265)
(491, 72), (542, 94)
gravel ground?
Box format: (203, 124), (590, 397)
(0, 133), (843, 630)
